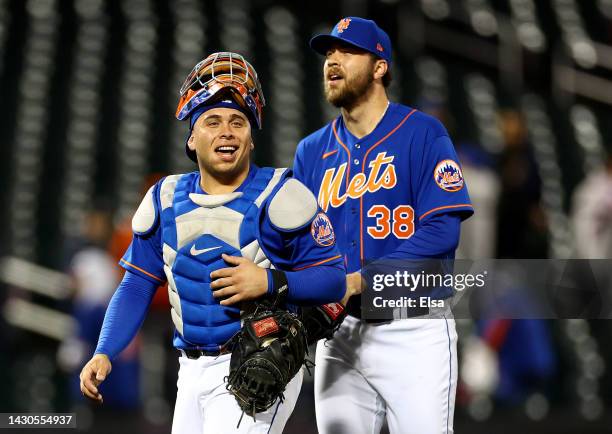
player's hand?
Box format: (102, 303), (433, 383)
(210, 254), (268, 306)
(341, 272), (365, 306)
(79, 354), (112, 404)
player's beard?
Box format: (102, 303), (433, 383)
(324, 64), (375, 109)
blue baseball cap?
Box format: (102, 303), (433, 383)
(310, 17), (392, 64)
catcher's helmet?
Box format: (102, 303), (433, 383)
(176, 52), (265, 129)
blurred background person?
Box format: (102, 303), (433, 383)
(456, 142), (500, 259)
(58, 205), (141, 411)
(571, 153), (612, 259)
(496, 110), (547, 259)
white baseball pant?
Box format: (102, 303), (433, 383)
(171, 353), (303, 434)
(314, 314), (458, 434)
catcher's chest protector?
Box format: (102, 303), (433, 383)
(159, 168), (287, 350)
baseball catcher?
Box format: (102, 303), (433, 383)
(79, 52), (347, 434)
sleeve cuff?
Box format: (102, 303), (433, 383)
(266, 269), (274, 295)
(119, 259), (164, 284)
(419, 204), (474, 221)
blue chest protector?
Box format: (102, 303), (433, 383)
(158, 167), (287, 351)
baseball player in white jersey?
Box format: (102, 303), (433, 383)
(293, 18), (474, 433)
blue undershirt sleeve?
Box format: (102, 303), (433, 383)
(266, 265), (345, 306)
(382, 213), (462, 260)
(94, 270), (158, 360)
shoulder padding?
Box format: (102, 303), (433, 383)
(268, 178), (318, 231)
(132, 185), (159, 235)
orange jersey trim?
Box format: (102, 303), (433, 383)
(331, 119), (352, 191)
(322, 149), (339, 159)
(360, 109), (418, 172)
(359, 109), (418, 263)
(419, 204), (474, 221)
(292, 255), (342, 271)
(120, 259), (164, 282)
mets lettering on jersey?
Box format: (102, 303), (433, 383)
(294, 103), (474, 273)
(318, 151), (397, 211)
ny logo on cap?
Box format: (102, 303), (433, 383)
(337, 18), (351, 33)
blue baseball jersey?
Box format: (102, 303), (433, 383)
(120, 165), (344, 350)
(294, 103), (473, 273)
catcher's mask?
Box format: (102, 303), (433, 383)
(177, 52), (265, 126)
(177, 52), (264, 163)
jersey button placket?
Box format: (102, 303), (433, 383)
(350, 142), (363, 255)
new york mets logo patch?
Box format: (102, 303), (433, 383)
(337, 18), (351, 33)
(311, 212), (336, 247)
(434, 160), (464, 192)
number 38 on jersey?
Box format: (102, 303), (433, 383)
(367, 205), (414, 239)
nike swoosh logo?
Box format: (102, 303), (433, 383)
(190, 245), (222, 256)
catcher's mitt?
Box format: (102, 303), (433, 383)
(226, 306), (308, 420)
(300, 302), (347, 346)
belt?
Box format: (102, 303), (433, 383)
(180, 347), (231, 359)
(347, 296), (441, 322)
(359, 305), (431, 323)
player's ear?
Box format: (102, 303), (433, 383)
(187, 134), (196, 151)
(250, 141), (254, 151)
(373, 59), (388, 82)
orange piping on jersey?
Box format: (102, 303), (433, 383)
(322, 149), (338, 159)
(361, 109), (418, 172)
(331, 119), (352, 191)
(292, 255), (342, 271)
(418, 204), (474, 221)
(120, 258), (164, 282)
(360, 196), (364, 263)
(359, 109), (418, 263)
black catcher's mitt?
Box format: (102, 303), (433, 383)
(300, 302), (347, 346)
(226, 306), (308, 419)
